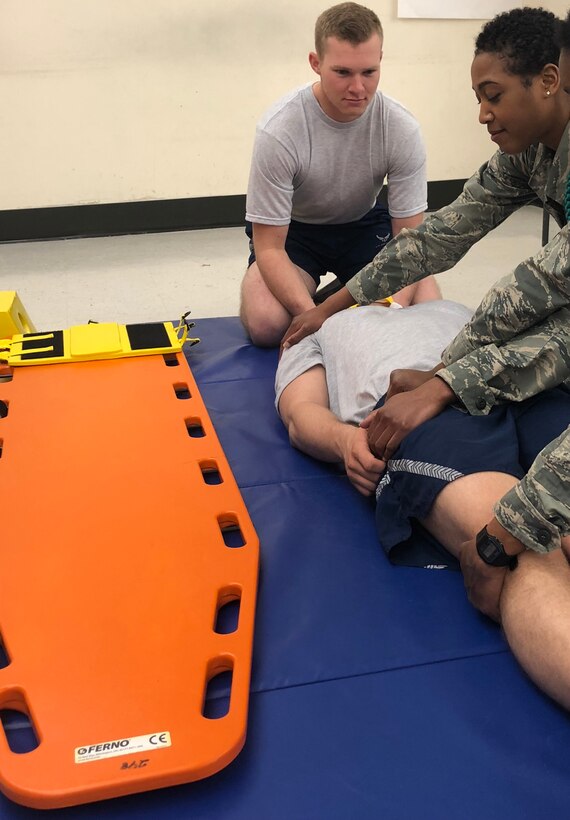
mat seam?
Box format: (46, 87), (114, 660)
(245, 646), (510, 699)
(205, 646), (510, 702)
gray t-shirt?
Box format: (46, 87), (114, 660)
(246, 84), (427, 226)
(275, 300), (474, 424)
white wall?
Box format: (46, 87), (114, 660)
(0, 0), (567, 210)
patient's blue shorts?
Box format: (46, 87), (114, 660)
(374, 386), (570, 571)
(245, 199), (392, 286)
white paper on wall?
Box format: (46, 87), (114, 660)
(397, 1), (521, 19)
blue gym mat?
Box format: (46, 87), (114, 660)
(1, 316), (569, 818)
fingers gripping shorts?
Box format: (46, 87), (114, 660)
(374, 386), (570, 571)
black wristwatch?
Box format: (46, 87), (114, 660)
(476, 526), (518, 570)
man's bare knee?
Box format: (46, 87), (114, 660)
(392, 276), (441, 307)
(411, 276), (442, 303)
(240, 264), (291, 346)
(240, 307), (287, 347)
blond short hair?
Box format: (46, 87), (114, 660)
(315, 2), (383, 57)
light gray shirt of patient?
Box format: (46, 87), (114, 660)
(275, 300), (474, 424)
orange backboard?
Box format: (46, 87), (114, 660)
(0, 351), (259, 808)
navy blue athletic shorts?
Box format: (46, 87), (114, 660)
(374, 386), (570, 571)
(245, 199), (392, 286)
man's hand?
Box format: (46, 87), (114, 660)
(281, 305), (329, 351)
(386, 363), (444, 399)
(459, 518), (525, 622)
(342, 426), (385, 496)
(281, 285), (356, 351)
(361, 377), (455, 461)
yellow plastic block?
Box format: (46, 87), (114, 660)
(0, 292), (36, 338)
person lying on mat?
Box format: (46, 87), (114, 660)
(239, 1), (439, 347)
(276, 298), (570, 711)
(276, 297), (471, 494)
(281, 7), (570, 620)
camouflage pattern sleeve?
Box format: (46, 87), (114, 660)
(345, 148), (538, 304)
(493, 427), (570, 553)
(437, 307), (570, 414)
(442, 224), (570, 362)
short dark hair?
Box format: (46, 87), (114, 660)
(315, 2), (382, 57)
(557, 10), (570, 52)
(475, 7), (560, 77)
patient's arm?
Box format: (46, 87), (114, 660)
(278, 366), (385, 496)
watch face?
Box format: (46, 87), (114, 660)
(476, 528), (506, 566)
(480, 538), (500, 562)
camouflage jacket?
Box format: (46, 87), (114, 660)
(344, 124), (570, 552)
(494, 426), (570, 553)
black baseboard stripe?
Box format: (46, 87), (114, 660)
(0, 180), (466, 243)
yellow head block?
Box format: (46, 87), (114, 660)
(0, 292), (36, 338)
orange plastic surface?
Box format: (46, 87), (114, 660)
(0, 351), (259, 809)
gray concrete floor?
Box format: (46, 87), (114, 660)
(0, 206), (552, 330)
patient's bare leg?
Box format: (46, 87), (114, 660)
(500, 547), (570, 708)
(421, 472), (570, 709)
(420, 472), (517, 551)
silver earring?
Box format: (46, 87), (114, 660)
(546, 90), (551, 96)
